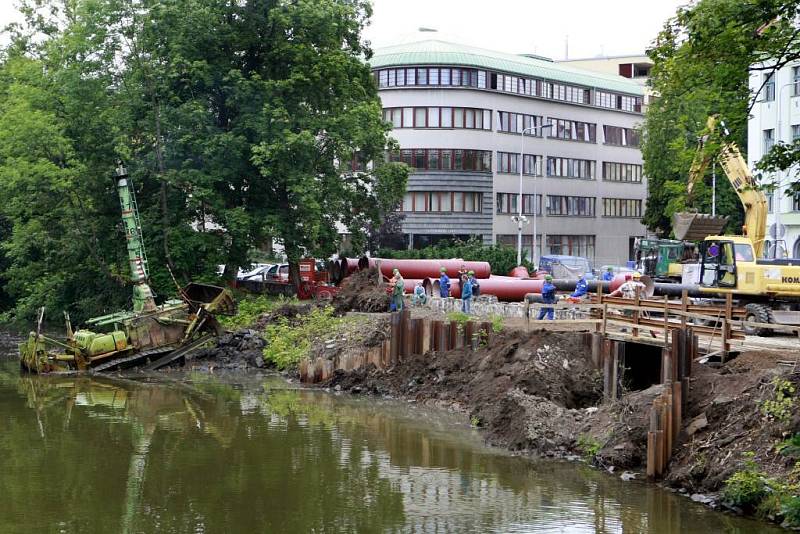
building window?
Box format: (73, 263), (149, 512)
(402, 191), (482, 213)
(792, 124), (800, 141)
(497, 152), (542, 175)
(496, 234), (541, 261)
(496, 193), (541, 215)
(594, 90), (642, 112)
(602, 162), (643, 183)
(546, 195), (596, 217)
(793, 194), (800, 212)
(794, 66), (800, 97)
(546, 235), (595, 258)
(548, 118), (596, 142)
(497, 111), (543, 134)
(389, 149), (492, 172)
(603, 125), (640, 147)
(547, 157), (595, 179)
(768, 191), (774, 213)
(764, 72), (775, 102)
(602, 198), (643, 218)
(764, 129), (775, 153)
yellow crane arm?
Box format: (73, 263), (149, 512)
(687, 116), (768, 258)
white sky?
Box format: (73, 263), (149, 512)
(0, 1), (689, 60)
(364, 0), (691, 60)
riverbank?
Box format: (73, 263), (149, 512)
(306, 323), (800, 529)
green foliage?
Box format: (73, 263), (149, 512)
(377, 237), (530, 274)
(446, 311), (470, 327)
(262, 306), (351, 369)
(778, 434), (800, 459)
(760, 377), (796, 423)
(489, 314), (504, 333)
(219, 294), (298, 331)
(0, 0), (405, 320)
(470, 415), (481, 428)
(577, 434), (601, 459)
(781, 495), (800, 528)
(723, 453), (769, 509)
(642, 0), (800, 236)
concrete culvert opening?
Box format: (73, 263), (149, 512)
(622, 342), (663, 392)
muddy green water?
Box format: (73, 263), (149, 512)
(0, 333), (780, 533)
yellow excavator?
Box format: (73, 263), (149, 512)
(672, 115), (800, 334)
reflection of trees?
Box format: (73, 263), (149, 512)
(2, 370), (771, 533)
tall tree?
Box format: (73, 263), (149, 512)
(0, 0), (407, 319)
(643, 0), (800, 236)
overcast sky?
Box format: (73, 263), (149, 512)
(365, 0), (690, 60)
(0, 1), (689, 60)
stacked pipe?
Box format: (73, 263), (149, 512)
(359, 257), (491, 280)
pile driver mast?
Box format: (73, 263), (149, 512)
(115, 164), (156, 313)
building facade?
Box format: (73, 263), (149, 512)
(370, 40), (647, 267)
(748, 62), (800, 258)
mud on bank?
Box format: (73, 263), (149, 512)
(321, 327), (800, 525)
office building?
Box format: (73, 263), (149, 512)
(370, 40), (647, 267)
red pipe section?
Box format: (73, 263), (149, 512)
(428, 275), (545, 301)
(508, 266), (531, 278)
(359, 257), (491, 280)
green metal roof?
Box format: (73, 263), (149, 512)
(370, 40), (644, 96)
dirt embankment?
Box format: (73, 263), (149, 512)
(322, 328), (800, 512)
(326, 329), (603, 456)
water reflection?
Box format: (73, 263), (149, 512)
(0, 364), (779, 533)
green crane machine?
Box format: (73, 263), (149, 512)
(19, 165), (236, 373)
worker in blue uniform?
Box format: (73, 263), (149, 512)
(537, 274), (556, 320)
(461, 274), (473, 314)
(602, 267), (615, 282)
(439, 267), (451, 298)
(571, 275), (589, 299)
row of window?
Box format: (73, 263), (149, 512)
(496, 193), (641, 218)
(383, 107), (640, 148)
(401, 191), (483, 213)
(374, 66), (644, 113)
(496, 152), (543, 175)
(378, 67), (486, 89)
(388, 149), (493, 172)
(496, 234), (596, 259)
(382, 107), (493, 130)
(550, 118), (597, 143)
(386, 148), (642, 182)
(603, 126), (640, 147)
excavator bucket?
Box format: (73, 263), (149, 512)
(182, 283), (237, 316)
(672, 212), (729, 241)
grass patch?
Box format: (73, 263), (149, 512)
(219, 294), (298, 330)
(577, 434), (601, 459)
(262, 305), (357, 369)
(760, 377), (795, 424)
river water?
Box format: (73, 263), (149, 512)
(0, 331), (779, 533)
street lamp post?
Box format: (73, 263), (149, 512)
(515, 123), (552, 267)
(774, 81), (795, 258)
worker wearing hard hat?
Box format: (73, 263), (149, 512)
(461, 272), (473, 314)
(537, 274), (556, 320)
(602, 266), (615, 282)
(389, 268), (405, 311)
(439, 267), (451, 298)
(468, 270), (480, 297)
(609, 272), (645, 299)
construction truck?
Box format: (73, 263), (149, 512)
(635, 238), (697, 281)
(669, 116), (800, 334)
(19, 165), (236, 373)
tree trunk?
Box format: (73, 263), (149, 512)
(152, 94), (175, 271)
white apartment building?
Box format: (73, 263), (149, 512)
(748, 63), (800, 258)
(370, 40), (647, 267)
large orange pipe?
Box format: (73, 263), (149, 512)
(359, 257), (491, 279)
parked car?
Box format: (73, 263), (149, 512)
(236, 263), (273, 282)
(537, 255), (595, 280)
(264, 263), (289, 281)
(238, 264), (275, 282)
